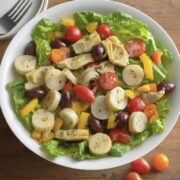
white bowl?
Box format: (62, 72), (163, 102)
(0, 0), (180, 170)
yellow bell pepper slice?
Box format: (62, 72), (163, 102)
(85, 22), (98, 33)
(125, 90), (136, 99)
(60, 18), (75, 27)
(137, 83), (157, 92)
(140, 53), (154, 80)
(19, 98), (38, 118)
(71, 101), (82, 116)
(107, 114), (116, 129)
(78, 112), (90, 129)
(52, 118), (64, 132)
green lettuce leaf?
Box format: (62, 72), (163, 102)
(110, 130), (149, 156)
(42, 140), (103, 160)
(33, 36), (51, 66)
(7, 79), (37, 131)
(149, 99), (169, 134)
(32, 19), (64, 40)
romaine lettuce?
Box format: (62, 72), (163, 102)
(7, 79), (35, 131)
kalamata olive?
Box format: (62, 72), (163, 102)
(24, 41), (36, 56)
(157, 82), (176, 94)
(50, 39), (66, 49)
(60, 91), (71, 108)
(25, 87), (46, 99)
(88, 117), (103, 133)
(91, 44), (107, 61)
(116, 112), (129, 129)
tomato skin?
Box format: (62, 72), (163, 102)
(127, 97), (146, 113)
(131, 157), (151, 174)
(96, 24), (112, 40)
(125, 38), (146, 58)
(152, 153), (169, 171)
(74, 85), (95, 103)
(64, 26), (82, 43)
(124, 172), (142, 180)
(99, 72), (119, 90)
(63, 81), (74, 93)
(109, 128), (131, 144)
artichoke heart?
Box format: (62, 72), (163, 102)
(56, 53), (94, 70)
(79, 68), (99, 86)
(102, 36), (129, 67)
(96, 61), (115, 74)
(55, 129), (89, 141)
(72, 31), (101, 54)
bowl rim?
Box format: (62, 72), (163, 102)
(0, 0), (180, 170)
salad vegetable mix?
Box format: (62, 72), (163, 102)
(7, 11), (175, 160)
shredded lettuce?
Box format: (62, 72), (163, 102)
(7, 79), (37, 131)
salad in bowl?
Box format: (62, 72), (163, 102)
(7, 11), (175, 160)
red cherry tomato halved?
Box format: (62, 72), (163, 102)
(109, 128), (131, 144)
(127, 97), (146, 113)
(125, 38), (146, 58)
(99, 72), (119, 90)
(96, 24), (112, 40)
(74, 85), (95, 103)
(64, 26), (82, 43)
(124, 172), (142, 180)
(131, 157), (151, 174)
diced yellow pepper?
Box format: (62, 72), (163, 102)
(140, 53), (154, 80)
(125, 90), (136, 99)
(107, 114), (116, 129)
(85, 22), (98, 33)
(19, 98), (38, 118)
(60, 18), (75, 27)
(78, 112), (90, 129)
(71, 101), (82, 116)
(31, 130), (41, 140)
(48, 32), (55, 41)
(137, 83), (157, 92)
(52, 118), (64, 132)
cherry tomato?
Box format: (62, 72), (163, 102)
(99, 72), (119, 90)
(64, 26), (82, 43)
(127, 97), (146, 113)
(74, 85), (95, 103)
(152, 153), (169, 171)
(63, 81), (74, 93)
(96, 24), (112, 40)
(109, 128), (131, 144)
(125, 38), (146, 58)
(124, 172), (142, 180)
(131, 157), (151, 174)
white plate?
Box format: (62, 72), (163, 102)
(0, 0), (180, 170)
(0, 0), (48, 40)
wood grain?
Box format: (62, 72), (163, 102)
(0, 0), (180, 179)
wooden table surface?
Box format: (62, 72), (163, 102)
(0, 0), (179, 179)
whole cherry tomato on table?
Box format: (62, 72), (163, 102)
(124, 172), (142, 180)
(99, 72), (119, 90)
(131, 157), (151, 174)
(96, 24), (112, 40)
(127, 97), (146, 113)
(125, 38), (146, 58)
(152, 153), (169, 171)
(64, 26), (82, 43)
(74, 85), (95, 103)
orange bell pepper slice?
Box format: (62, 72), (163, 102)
(144, 104), (159, 123)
